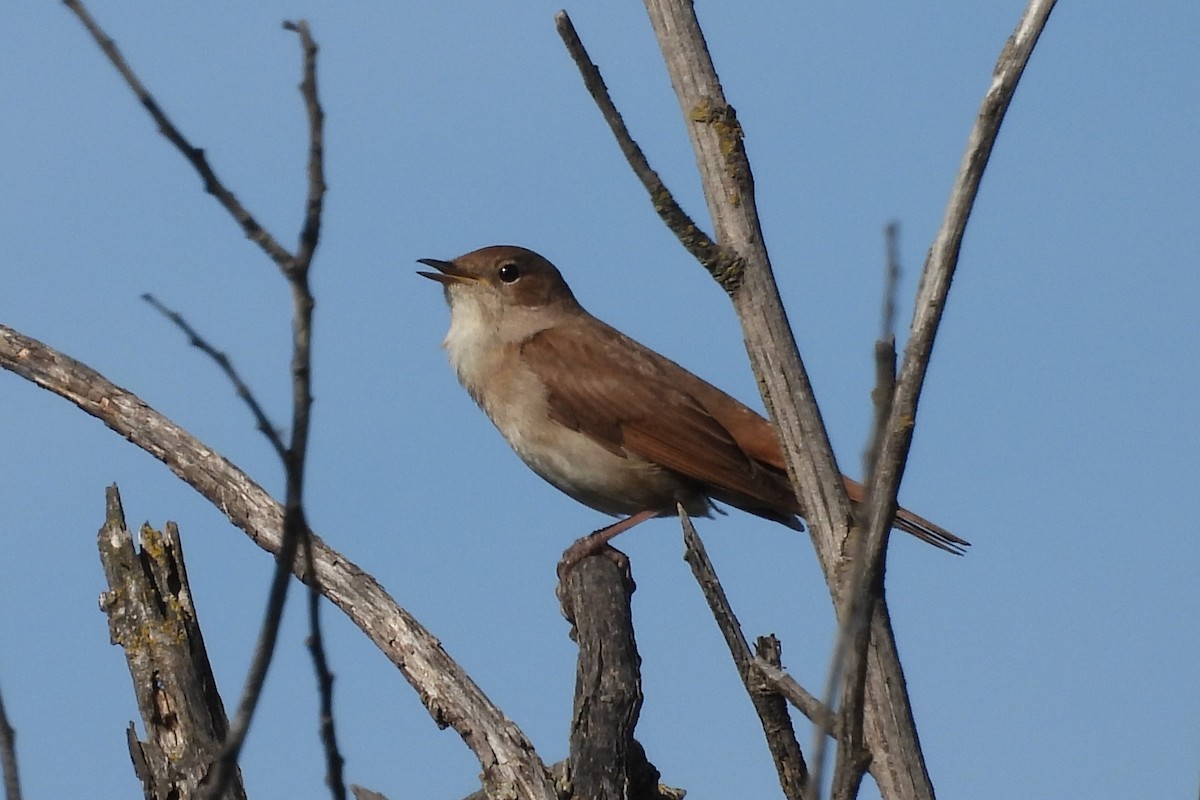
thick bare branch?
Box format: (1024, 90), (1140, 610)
(558, 556), (650, 800)
(98, 486), (247, 800)
(0, 323), (557, 800)
(631, 3), (935, 797)
(638, 0), (852, 572)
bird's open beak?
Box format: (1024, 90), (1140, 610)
(417, 258), (476, 286)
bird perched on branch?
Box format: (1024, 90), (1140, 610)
(419, 245), (967, 563)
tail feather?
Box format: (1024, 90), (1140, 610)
(842, 476), (969, 555)
(893, 506), (970, 555)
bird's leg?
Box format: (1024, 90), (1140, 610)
(557, 508), (660, 579)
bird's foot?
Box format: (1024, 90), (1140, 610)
(557, 536), (631, 582)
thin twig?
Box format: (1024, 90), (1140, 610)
(679, 506), (808, 800)
(860, 0), (1060, 558)
(141, 293), (287, 458)
(61, 3), (339, 796)
(139, 291), (315, 800)
(554, 10), (744, 292)
(284, 20), (325, 275)
(829, 224), (907, 799)
(863, 222), (901, 478)
(136, 298), (300, 800)
(823, 225), (907, 799)
(807, 593), (865, 800)
(198, 17), (335, 800)
(307, 548), (345, 799)
(865, 335), (898, 499)
(278, 19), (344, 800)
(881, 222), (901, 343)
(751, 656), (837, 737)
(62, 0), (294, 271)
(827, 590), (874, 800)
(201, 451), (306, 799)
(0, 679), (22, 800)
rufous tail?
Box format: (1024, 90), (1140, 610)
(842, 476), (969, 555)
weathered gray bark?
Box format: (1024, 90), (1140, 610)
(639, 3), (932, 795)
(98, 485), (247, 800)
(0, 325), (556, 800)
(560, 555), (673, 800)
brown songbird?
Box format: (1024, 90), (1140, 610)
(418, 245), (967, 559)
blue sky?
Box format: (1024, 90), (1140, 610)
(2, 3), (1198, 799)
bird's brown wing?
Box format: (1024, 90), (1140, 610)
(520, 319), (800, 521)
(521, 318), (970, 552)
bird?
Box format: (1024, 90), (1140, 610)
(417, 245), (967, 564)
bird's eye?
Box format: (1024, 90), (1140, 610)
(497, 263), (521, 283)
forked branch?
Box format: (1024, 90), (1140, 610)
(828, 2), (1058, 797)
(59, 4), (334, 795)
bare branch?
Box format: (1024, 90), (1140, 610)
(0, 325), (557, 800)
(637, 0), (852, 575)
(679, 507), (808, 800)
(565, 2), (1057, 797)
(859, 0), (1059, 561)
(554, 10), (743, 292)
(828, 601), (874, 800)
(625, 5), (933, 795)
(881, 222), (901, 343)
(306, 554), (345, 800)
(751, 656), (837, 737)
(841, 3), (1059, 793)
(282, 19), (325, 274)
(816, 0), (1058, 792)
(864, 223), (901, 478)
(98, 486), (248, 800)
(0, 677), (21, 800)
(859, 0), (1059, 563)
(141, 293), (287, 459)
(829, 224), (905, 800)
(61, 4), (337, 793)
(277, 19), (343, 800)
(62, 0), (294, 271)
(558, 556), (651, 800)
(350, 787), (390, 800)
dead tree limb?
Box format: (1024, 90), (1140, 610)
(559, 556), (654, 800)
(97, 485), (247, 800)
(0, 323), (557, 800)
(635, 3), (928, 796)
